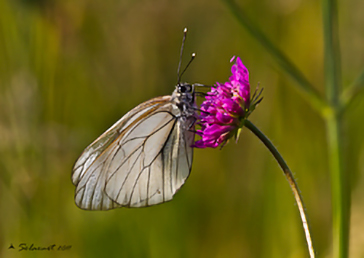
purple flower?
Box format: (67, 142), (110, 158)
(194, 56), (262, 148)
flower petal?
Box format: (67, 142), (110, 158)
(193, 56), (259, 149)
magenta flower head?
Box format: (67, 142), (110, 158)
(194, 56), (263, 148)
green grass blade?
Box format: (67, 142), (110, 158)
(340, 68), (364, 112)
(222, 0), (328, 114)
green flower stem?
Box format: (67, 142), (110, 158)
(244, 120), (315, 258)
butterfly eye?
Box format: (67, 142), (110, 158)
(178, 84), (192, 93)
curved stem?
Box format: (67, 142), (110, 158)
(244, 120), (315, 258)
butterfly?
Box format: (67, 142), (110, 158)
(71, 28), (200, 210)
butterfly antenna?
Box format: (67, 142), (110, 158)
(177, 28), (196, 84)
(177, 28), (188, 83)
(179, 53), (196, 82)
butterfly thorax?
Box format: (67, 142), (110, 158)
(171, 82), (196, 117)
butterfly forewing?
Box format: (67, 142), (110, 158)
(72, 96), (171, 186)
(72, 93), (195, 210)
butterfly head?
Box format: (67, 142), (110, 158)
(172, 82), (196, 114)
(177, 82), (194, 94)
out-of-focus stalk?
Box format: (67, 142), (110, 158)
(322, 0), (349, 257)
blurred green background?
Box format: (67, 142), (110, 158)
(1, 0), (364, 257)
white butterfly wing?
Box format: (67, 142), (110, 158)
(72, 96), (195, 210)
